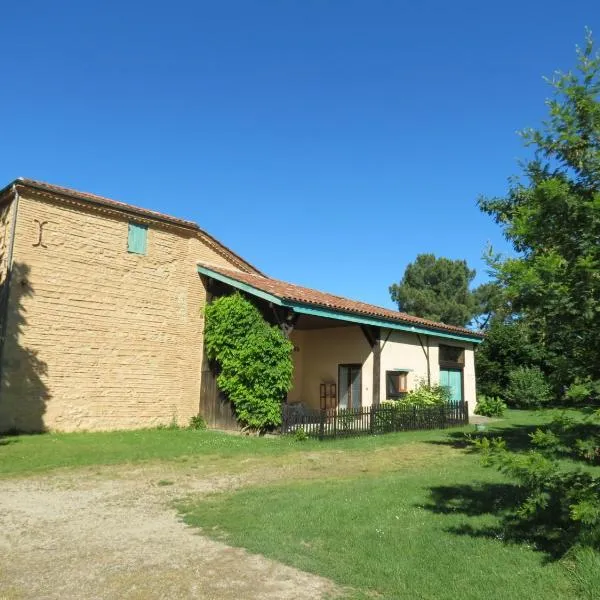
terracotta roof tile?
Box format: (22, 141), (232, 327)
(199, 263), (484, 339)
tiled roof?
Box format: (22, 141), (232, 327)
(199, 263), (484, 340)
(3, 178), (261, 274)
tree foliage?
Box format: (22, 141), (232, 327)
(479, 31), (600, 389)
(204, 293), (294, 431)
(472, 32), (600, 559)
(471, 410), (600, 555)
(476, 316), (543, 398)
(505, 366), (552, 409)
(389, 254), (492, 327)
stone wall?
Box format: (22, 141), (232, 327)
(0, 189), (242, 432)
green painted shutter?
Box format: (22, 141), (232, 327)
(439, 369), (463, 403)
(128, 223), (148, 255)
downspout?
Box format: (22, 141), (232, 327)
(0, 185), (20, 386)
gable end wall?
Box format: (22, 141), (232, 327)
(0, 191), (241, 432)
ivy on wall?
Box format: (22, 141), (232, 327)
(204, 292), (294, 431)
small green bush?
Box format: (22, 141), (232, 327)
(474, 395), (506, 417)
(565, 381), (591, 403)
(373, 401), (399, 433)
(189, 415), (207, 430)
(400, 381), (450, 407)
(293, 427), (309, 442)
(565, 378), (600, 404)
(505, 366), (552, 408)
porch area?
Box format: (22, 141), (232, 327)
(197, 262), (481, 431)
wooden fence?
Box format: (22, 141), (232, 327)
(281, 402), (469, 439)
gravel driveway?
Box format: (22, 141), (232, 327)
(0, 465), (340, 600)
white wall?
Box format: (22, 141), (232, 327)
(289, 325), (477, 415)
(289, 326), (372, 408)
(380, 332), (476, 414)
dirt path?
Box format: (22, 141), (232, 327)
(0, 465), (341, 600)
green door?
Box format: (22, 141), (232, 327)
(439, 369), (463, 403)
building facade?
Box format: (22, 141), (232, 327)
(0, 178), (482, 432)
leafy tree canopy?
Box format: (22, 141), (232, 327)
(479, 31), (600, 387)
(472, 32), (600, 558)
(389, 253), (495, 328)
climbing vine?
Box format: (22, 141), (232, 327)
(204, 293), (294, 431)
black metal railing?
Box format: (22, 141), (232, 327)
(281, 401), (469, 439)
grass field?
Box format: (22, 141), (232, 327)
(3, 410), (600, 598)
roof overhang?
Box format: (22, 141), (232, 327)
(198, 265), (484, 344)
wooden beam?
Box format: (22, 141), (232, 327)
(361, 325), (382, 406)
(360, 325), (376, 347)
(271, 305), (298, 338)
(372, 329), (381, 407)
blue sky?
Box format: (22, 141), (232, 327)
(3, 1), (599, 308)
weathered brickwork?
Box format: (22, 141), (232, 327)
(0, 190), (242, 432)
(0, 198), (15, 289)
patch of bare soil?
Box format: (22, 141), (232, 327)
(0, 466), (341, 600)
(0, 442), (456, 599)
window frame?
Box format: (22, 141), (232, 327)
(438, 344), (465, 369)
(386, 370), (409, 400)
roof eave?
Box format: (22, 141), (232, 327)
(197, 264), (484, 344)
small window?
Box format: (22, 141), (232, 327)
(386, 370), (408, 399)
(128, 222), (148, 255)
(439, 344), (464, 366)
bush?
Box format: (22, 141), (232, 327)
(293, 427), (309, 442)
(505, 366), (552, 408)
(565, 378), (600, 404)
(373, 401), (400, 433)
(204, 293), (294, 432)
(188, 415), (207, 430)
(470, 411), (600, 554)
(565, 380), (592, 404)
(474, 395), (506, 417)
(400, 381), (450, 407)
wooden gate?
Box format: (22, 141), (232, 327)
(199, 369), (240, 430)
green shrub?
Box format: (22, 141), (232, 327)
(400, 381), (450, 407)
(293, 427), (309, 442)
(188, 415), (207, 430)
(505, 366), (552, 408)
(471, 412), (600, 553)
(564, 378), (600, 404)
(373, 401), (399, 433)
(204, 293), (294, 432)
(474, 395), (506, 417)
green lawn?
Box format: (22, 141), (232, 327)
(0, 419), (487, 477)
(176, 410), (600, 600)
(3, 410), (599, 598)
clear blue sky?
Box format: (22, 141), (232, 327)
(3, 1), (599, 308)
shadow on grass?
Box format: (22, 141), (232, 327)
(424, 480), (575, 560)
(424, 415), (600, 560)
(432, 412), (599, 465)
(429, 421), (541, 453)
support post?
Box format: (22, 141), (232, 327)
(361, 325), (381, 407)
(372, 333), (381, 407)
